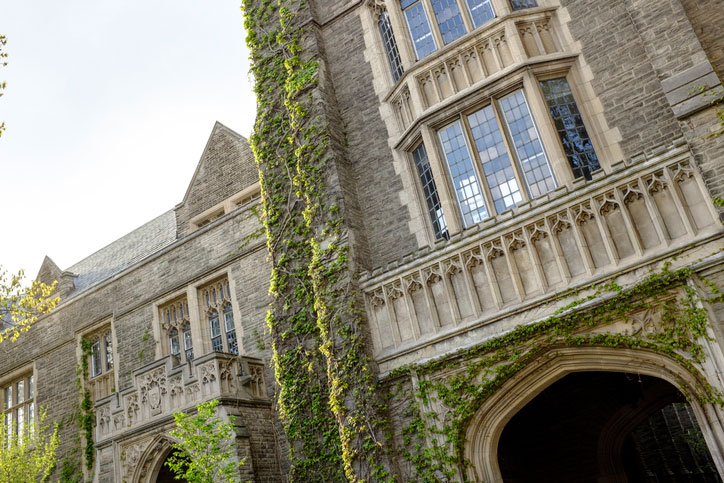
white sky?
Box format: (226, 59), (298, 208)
(0, 1), (256, 282)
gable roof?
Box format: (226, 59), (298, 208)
(180, 121), (253, 204)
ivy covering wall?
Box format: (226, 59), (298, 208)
(241, 0), (391, 481)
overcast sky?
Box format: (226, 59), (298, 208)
(0, 1), (256, 281)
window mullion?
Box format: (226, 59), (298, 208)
(421, 126), (463, 236)
(461, 115), (499, 217)
(491, 99), (531, 204)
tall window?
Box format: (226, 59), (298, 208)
(540, 77), (600, 180)
(401, 0), (497, 60)
(412, 143), (449, 240)
(161, 298), (194, 364)
(2, 374), (34, 443)
(83, 327), (115, 402)
(201, 279), (238, 355)
(379, 10), (404, 82)
(436, 89), (555, 227)
(402, 0), (436, 59)
(510, 0), (537, 10)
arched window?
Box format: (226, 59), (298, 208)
(201, 278), (241, 355)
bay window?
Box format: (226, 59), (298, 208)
(410, 74), (601, 239)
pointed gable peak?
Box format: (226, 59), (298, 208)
(35, 256), (62, 285)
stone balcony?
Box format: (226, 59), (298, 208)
(361, 140), (723, 371)
(94, 352), (266, 444)
(388, 6), (566, 133)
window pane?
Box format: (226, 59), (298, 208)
(27, 402), (34, 437)
(27, 376), (33, 398)
(430, 0), (466, 44)
(379, 11), (404, 83)
(510, 0), (537, 10)
(16, 381), (23, 404)
(16, 407), (23, 438)
(226, 330), (238, 356)
(183, 323), (194, 362)
(412, 143), (449, 239)
(209, 311), (222, 352)
(540, 77), (601, 180)
(104, 332), (113, 371)
(169, 328), (180, 357)
(402, 1), (436, 59)
(499, 91), (556, 199)
(438, 121), (489, 227)
(4, 387), (11, 410)
(91, 340), (102, 377)
(465, 0), (495, 28)
(467, 105), (523, 213)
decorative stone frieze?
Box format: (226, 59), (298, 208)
(362, 144), (721, 359)
(94, 352), (266, 443)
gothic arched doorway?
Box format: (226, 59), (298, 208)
(154, 450), (189, 483)
(497, 371), (720, 482)
(463, 347), (724, 481)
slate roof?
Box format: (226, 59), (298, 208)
(66, 210), (177, 293)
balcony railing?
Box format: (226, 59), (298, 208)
(94, 352), (266, 443)
(361, 140), (722, 364)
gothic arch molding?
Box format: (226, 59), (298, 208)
(131, 433), (177, 483)
(463, 346), (724, 482)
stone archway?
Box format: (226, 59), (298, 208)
(463, 346), (724, 482)
(131, 434), (178, 483)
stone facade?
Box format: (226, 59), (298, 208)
(1, 0), (723, 481)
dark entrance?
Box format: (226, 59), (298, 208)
(155, 450), (189, 483)
(497, 372), (721, 482)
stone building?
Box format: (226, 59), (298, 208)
(2, 0), (724, 481)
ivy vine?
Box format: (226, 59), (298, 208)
(389, 265), (723, 481)
(77, 337), (95, 471)
(242, 0), (391, 480)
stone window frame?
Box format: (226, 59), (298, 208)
(1, 365), (35, 445)
(198, 277), (239, 356)
(158, 296), (195, 365)
(152, 269), (244, 364)
(374, 0), (545, 77)
(77, 320), (117, 403)
(404, 62), (608, 241)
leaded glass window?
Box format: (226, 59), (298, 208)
(223, 304), (238, 355)
(104, 332), (113, 371)
(499, 90), (556, 198)
(90, 340), (102, 378)
(438, 121), (489, 227)
(202, 278), (239, 355)
(510, 0), (537, 10)
(169, 327), (180, 358)
(161, 298), (193, 364)
(412, 143), (449, 239)
(465, 0), (495, 28)
(430, 0), (466, 45)
(540, 77), (600, 180)
(467, 105), (522, 213)
(379, 11), (404, 82)
(401, 0), (436, 59)
(209, 310), (223, 352)
(183, 322), (194, 362)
